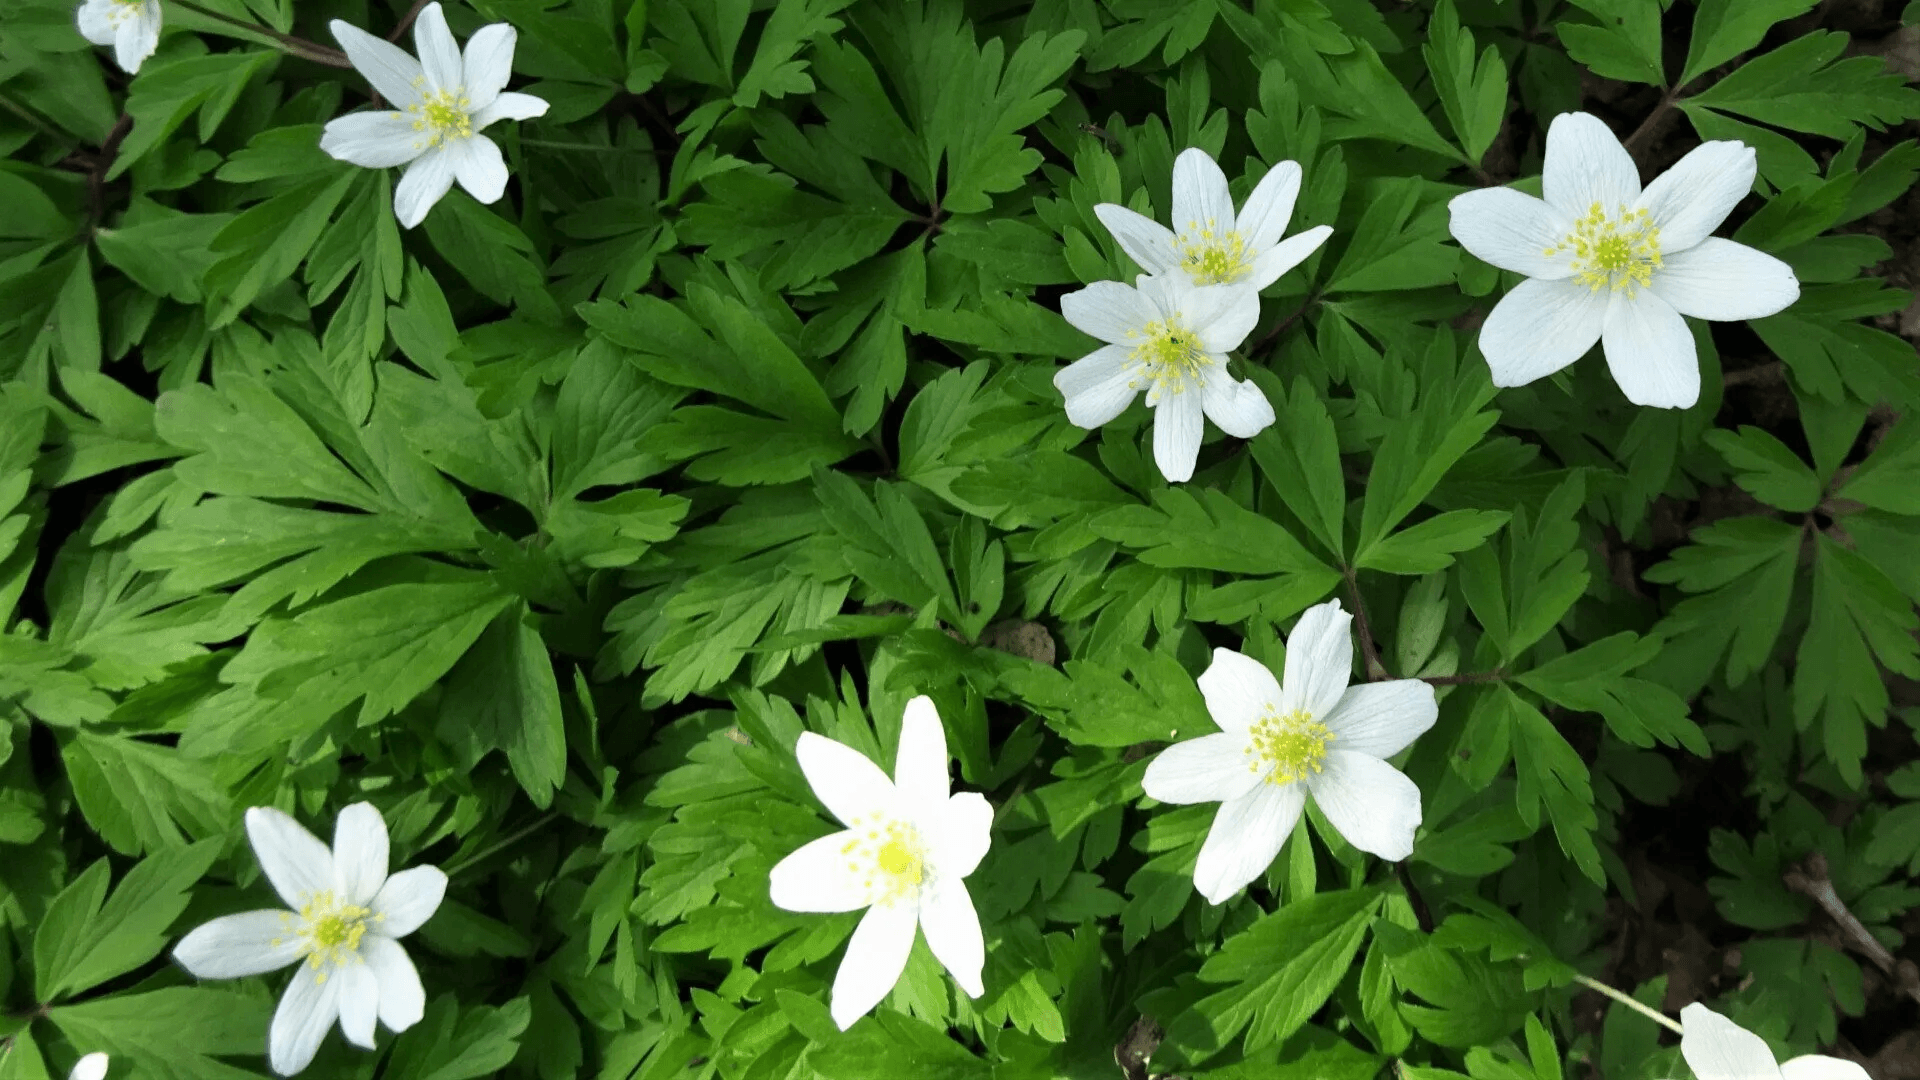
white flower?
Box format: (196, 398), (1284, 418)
(1055, 274), (1269, 483)
(1095, 148), (1334, 292)
(769, 696), (993, 1031)
(319, 2), (549, 229)
(1448, 111), (1799, 409)
(76, 0), (161, 74)
(1142, 599), (1438, 904)
(1679, 1003), (1870, 1080)
(173, 804), (447, 1077)
(69, 1053), (109, 1080)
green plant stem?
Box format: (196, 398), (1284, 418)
(0, 91), (66, 144)
(1572, 973), (1685, 1035)
(170, 0), (353, 68)
(1422, 670), (1505, 686)
(442, 813), (557, 879)
(519, 139), (626, 153)
(389, 0), (433, 41)
(1342, 566), (1389, 681)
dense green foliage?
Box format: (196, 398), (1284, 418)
(2, 0), (1918, 1078)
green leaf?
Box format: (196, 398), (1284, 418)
(1328, 176), (1463, 293)
(1557, 0), (1666, 85)
(811, 1010), (990, 1079)
(1794, 535), (1919, 786)
(1093, 487), (1335, 577)
(33, 842), (218, 1000)
(1247, 22), (1461, 161)
(1517, 633), (1706, 754)
(109, 51), (276, 180)
(60, 731), (229, 856)
(439, 602), (567, 808)
(93, 210), (233, 303)
(1249, 378), (1346, 559)
(1683, 0), (1821, 86)
(1838, 415), (1920, 513)
(381, 996), (533, 1080)
(1424, 1), (1510, 162)
(1687, 32), (1920, 140)
(1357, 510), (1509, 575)
(46, 987), (270, 1080)
(1704, 426), (1821, 512)
(1356, 397), (1499, 565)
(201, 169), (356, 328)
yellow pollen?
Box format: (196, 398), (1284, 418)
(1123, 313), (1214, 399)
(291, 891), (374, 972)
(847, 815), (929, 907)
(407, 87), (474, 149)
(1244, 706), (1334, 785)
(1175, 218), (1253, 285)
(1544, 201), (1663, 296)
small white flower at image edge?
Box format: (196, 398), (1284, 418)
(69, 1051), (110, 1080)
(1141, 599), (1439, 905)
(1095, 147), (1335, 293)
(767, 695), (994, 1031)
(1447, 111), (1800, 410)
(1055, 274), (1270, 484)
(75, 0), (162, 74)
(172, 803), (448, 1076)
(320, 1), (550, 228)
(1678, 1003), (1870, 1080)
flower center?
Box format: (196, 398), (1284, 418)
(1245, 705), (1334, 785)
(108, 0), (144, 23)
(1175, 217), (1253, 286)
(276, 891), (379, 980)
(406, 85), (474, 149)
(843, 814), (929, 907)
(1125, 315), (1215, 402)
(1544, 201), (1663, 296)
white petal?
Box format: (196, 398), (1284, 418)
(1649, 238), (1799, 321)
(77, 1), (115, 47)
(1150, 388), (1203, 483)
(1680, 1004), (1784, 1080)
(362, 936), (426, 1033)
(932, 792), (992, 880)
(1477, 277), (1608, 387)
(447, 135), (509, 205)
(471, 91), (548, 132)
(247, 807), (336, 910)
(1307, 751), (1423, 861)
(1321, 679), (1438, 759)
(1637, 141), (1755, 253)
(1780, 1056), (1871, 1080)
(369, 866), (445, 938)
(173, 910), (304, 979)
(1279, 599), (1353, 720)
(1246, 225), (1332, 291)
(1142, 732), (1262, 805)
(1542, 112), (1641, 218)
(69, 1052), (110, 1080)
(320, 112), (428, 169)
(918, 878), (984, 998)
(1603, 291), (1698, 409)
(1183, 284), (1261, 354)
(830, 901), (917, 1030)
(333, 960), (379, 1050)
(332, 803), (389, 907)
(113, 4), (161, 74)
(1171, 148), (1234, 241)
(1056, 345), (1140, 429)
(893, 696), (950, 813)
(1197, 648), (1282, 733)
(1447, 188), (1576, 279)
(411, 3), (463, 95)
(329, 20), (426, 109)
(1059, 280), (1146, 344)
(393, 150), (456, 229)
(1094, 204), (1180, 276)
(1236, 160), (1303, 252)
(795, 731), (897, 826)
(769, 829), (875, 913)
(1199, 377), (1274, 439)
(460, 23), (517, 110)
(1192, 784), (1306, 905)
(268, 961), (341, 1077)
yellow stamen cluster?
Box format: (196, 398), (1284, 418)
(1545, 201), (1663, 296)
(1175, 217), (1254, 286)
(842, 813), (928, 907)
(1244, 705), (1334, 785)
(406, 81), (474, 150)
(273, 891), (381, 982)
(108, 0), (144, 23)
(1124, 314), (1214, 399)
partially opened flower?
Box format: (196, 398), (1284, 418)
(1095, 148), (1334, 292)
(1448, 111), (1798, 409)
(769, 696), (994, 1031)
(1679, 1003), (1869, 1080)
(69, 1053), (109, 1080)
(173, 804), (447, 1076)
(76, 0), (161, 74)
(320, 3), (549, 228)
(1056, 274), (1268, 483)
(1142, 600), (1438, 904)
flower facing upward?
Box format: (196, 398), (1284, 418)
(173, 804), (447, 1076)
(769, 696), (994, 1031)
(1056, 274), (1268, 483)
(1095, 148), (1334, 292)
(1448, 111), (1799, 409)
(1678, 1003), (1869, 1080)
(1142, 600), (1438, 905)
(69, 1053), (109, 1080)
(319, 3), (549, 228)
(75, 0), (161, 74)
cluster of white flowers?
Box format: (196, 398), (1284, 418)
(1055, 149), (1332, 482)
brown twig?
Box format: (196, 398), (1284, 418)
(1343, 567), (1388, 682)
(1621, 86), (1685, 165)
(87, 113), (133, 228)
(1723, 360), (1785, 388)
(1114, 1016), (1162, 1080)
(1248, 290), (1319, 360)
(170, 0), (351, 67)
(389, 0), (433, 41)
(1784, 853), (1920, 1006)
(1423, 670), (1506, 686)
